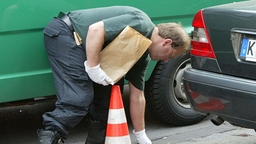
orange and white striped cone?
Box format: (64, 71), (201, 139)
(105, 85), (131, 144)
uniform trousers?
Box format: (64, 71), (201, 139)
(43, 17), (123, 135)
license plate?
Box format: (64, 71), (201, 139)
(240, 38), (256, 62)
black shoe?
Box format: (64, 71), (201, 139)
(37, 129), (66, 144)
(85, 119), (106, 144)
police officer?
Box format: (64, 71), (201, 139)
(37, 6), (190, 144)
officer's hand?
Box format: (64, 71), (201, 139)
(84, 61), (114, 86)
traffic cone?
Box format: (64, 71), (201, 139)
(105, 85), (131, 144)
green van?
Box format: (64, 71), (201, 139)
(0, 0), (243, 126)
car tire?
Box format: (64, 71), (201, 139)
(145, 52), (205, 126)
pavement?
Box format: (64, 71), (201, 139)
(151, 120), (256, 144)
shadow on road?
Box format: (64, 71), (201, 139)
(0, 89), (167, 144)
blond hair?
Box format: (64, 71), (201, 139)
(157, 23), (190, 53)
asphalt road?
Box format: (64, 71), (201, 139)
(1, 85), (256, 144)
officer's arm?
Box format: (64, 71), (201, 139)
(86, 21), (105, 67)
(129, 81), (145, 130)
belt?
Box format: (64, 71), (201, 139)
(57, 12), (74, 32)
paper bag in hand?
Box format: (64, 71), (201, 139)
(99, 26), (152, 83)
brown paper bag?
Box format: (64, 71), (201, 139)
(100, 26), (152, 83)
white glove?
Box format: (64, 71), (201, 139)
(84, 61), (114, 86)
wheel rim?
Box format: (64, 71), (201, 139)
(173, 59), (191, 109)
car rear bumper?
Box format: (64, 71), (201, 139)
(184, 68), (256, 129)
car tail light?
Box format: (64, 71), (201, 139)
(191, 10), (216, 58)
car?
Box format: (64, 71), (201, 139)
(184, 0), (256, 129)
(0, 0), (244, 126)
